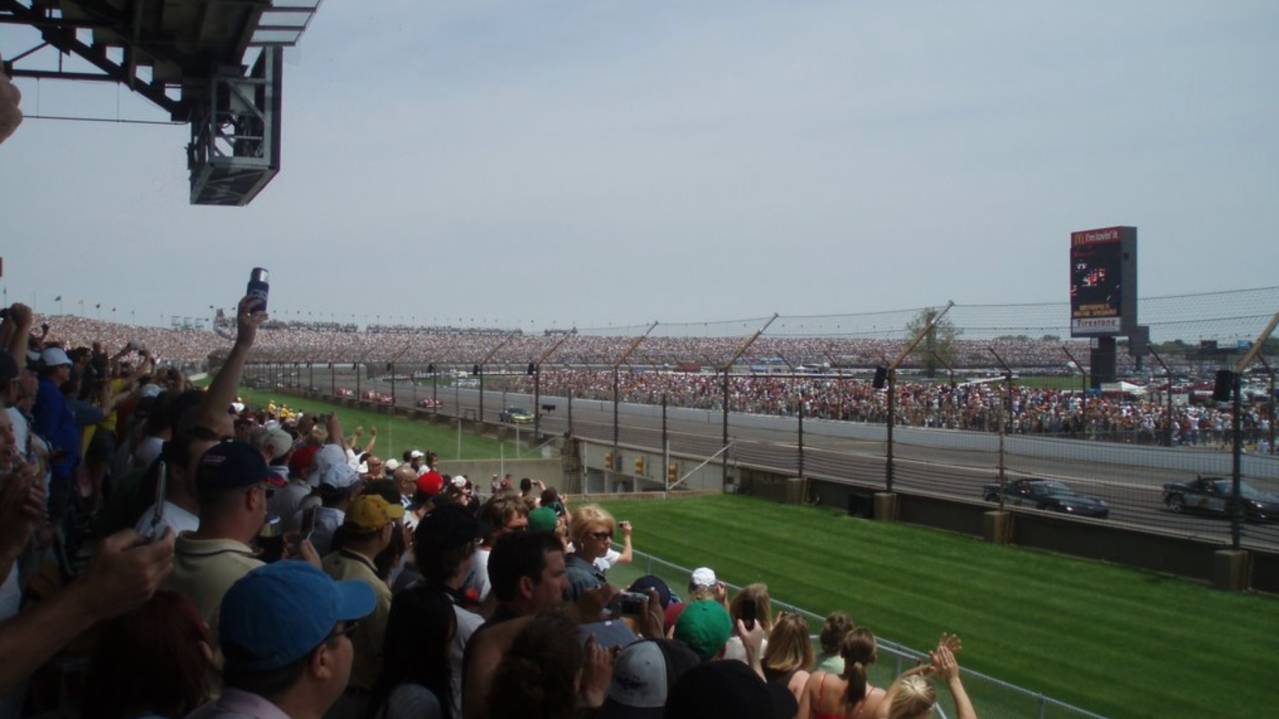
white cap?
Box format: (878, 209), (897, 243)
(690, 567), (717, 589)
(384, 458), (401, 471)
(41, 347), (72, 367)
(409, 449), (425, 459)
(140, 383), (163, 399)
(451, 475), (468, 488)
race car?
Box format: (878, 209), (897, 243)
(499, 407), (534, 424)
(1162, 475), (1279, 522)
(982, 478), (1110, 518)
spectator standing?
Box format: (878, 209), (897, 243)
(367, 588), (454, 719)
(469, 494), (529, 603)
(564, 504), (615, 601)
(403, 504), (483, 719)
(81, 591), (213, 719)
(814, 612), (853, 675)
(321, 494), (403, 711)
(34, 346), (79, 519)
(164, 441), (284, 628)
(798, 627), (883, 719)
(762, 612), (814, 702)
(593, 519), (634, 573)
(488, 612), (612, 719)
(725, 583), (773, 664)
(188, 561), (375, 719)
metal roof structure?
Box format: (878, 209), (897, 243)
(1, 0), (323, 205)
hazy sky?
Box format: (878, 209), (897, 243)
(1, 0), (1276, 329)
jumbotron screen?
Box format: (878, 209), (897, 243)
(1069, 226), (1137, 337)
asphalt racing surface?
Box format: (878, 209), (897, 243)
(293, 370), (1279, 549)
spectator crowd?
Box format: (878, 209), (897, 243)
(508, 370), (1272, 447)
(2, 295), (982, 719)
(23, 311), (1272, 448)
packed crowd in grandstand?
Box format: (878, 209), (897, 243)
(2, 298), (980, 719)
(507, 370), (1271, 447)
(29, 312), (1274, 448)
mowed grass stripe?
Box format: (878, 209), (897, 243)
(598, 495), (1279, 718)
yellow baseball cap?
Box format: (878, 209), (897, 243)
(346, 494), (405, 531)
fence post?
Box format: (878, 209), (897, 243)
(390, 362), (396, 406)
(885, 368), (895, 492)
(798, 395), (805, 487)
(1231, 371), (1242, 550)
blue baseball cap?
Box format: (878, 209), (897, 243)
(219, 561), (376, 672)
(198, 440), (286, 492)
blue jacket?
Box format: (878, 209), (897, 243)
(34, 375), (80, 480)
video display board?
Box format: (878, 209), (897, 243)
(1069, 226), (1137, 337)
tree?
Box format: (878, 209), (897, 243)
(906, 308), (961, 378)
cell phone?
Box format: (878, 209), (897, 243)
(614, 591), (648, 616)
(300, 506), (317, 540)
(144, 461), (168, 542)
(740, 598), (757, 630)
(247, 268), (270, 313)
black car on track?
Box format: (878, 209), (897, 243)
(1162, 476), (1279, 522)
(982, 479), (1110, 518)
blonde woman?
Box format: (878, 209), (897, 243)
(875, 636), (975, 719)
(797, 627), (884, 719)
(724, 583), (773, 663)
(762, 611), (815, 702)
(564, 504), (616, 600)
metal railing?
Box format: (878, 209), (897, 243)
(625, 549), (1108, 719)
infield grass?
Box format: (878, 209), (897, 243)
(233, 386), (540, 462)
(597, 494), (1277, 719)
(1016, 375), (1090, 390)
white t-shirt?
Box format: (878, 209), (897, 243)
(6, 407), (29, 460)
(134, 500), (200, 537)
(133, 436), (164, 469)
(379, 683), (442, 719)
(469, 547), (492, 602)
(449, 604), (484, 719)
(594, 547), (622, 573)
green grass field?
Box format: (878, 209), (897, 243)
(233, 386), (540, 462)
(596, 495), (1277, 719)
(1016, 375), (1089, 390)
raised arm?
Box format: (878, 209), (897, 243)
(1, 304), (33, 369)
(361, 426), (377, 454)
(193, 295), (265, 432)
(932, 645), (977, 719)
(326, 412), (344, 449)
(615, 520), (634, 565)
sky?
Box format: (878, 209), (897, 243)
(1, 0), (1276, 330)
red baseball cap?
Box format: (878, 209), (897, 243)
(288, 444), (320, 479)
(416, 469), (445, 496)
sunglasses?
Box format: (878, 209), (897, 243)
(590, 531), (614, 540)
(328, 620), (360, 641)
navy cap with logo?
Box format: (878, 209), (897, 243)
(220, 561), (376, 672)
(198, 440), (287, 492)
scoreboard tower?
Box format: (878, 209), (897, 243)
(1069, 226), (1138, 388)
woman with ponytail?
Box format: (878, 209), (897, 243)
(797, 627), (885, 719)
